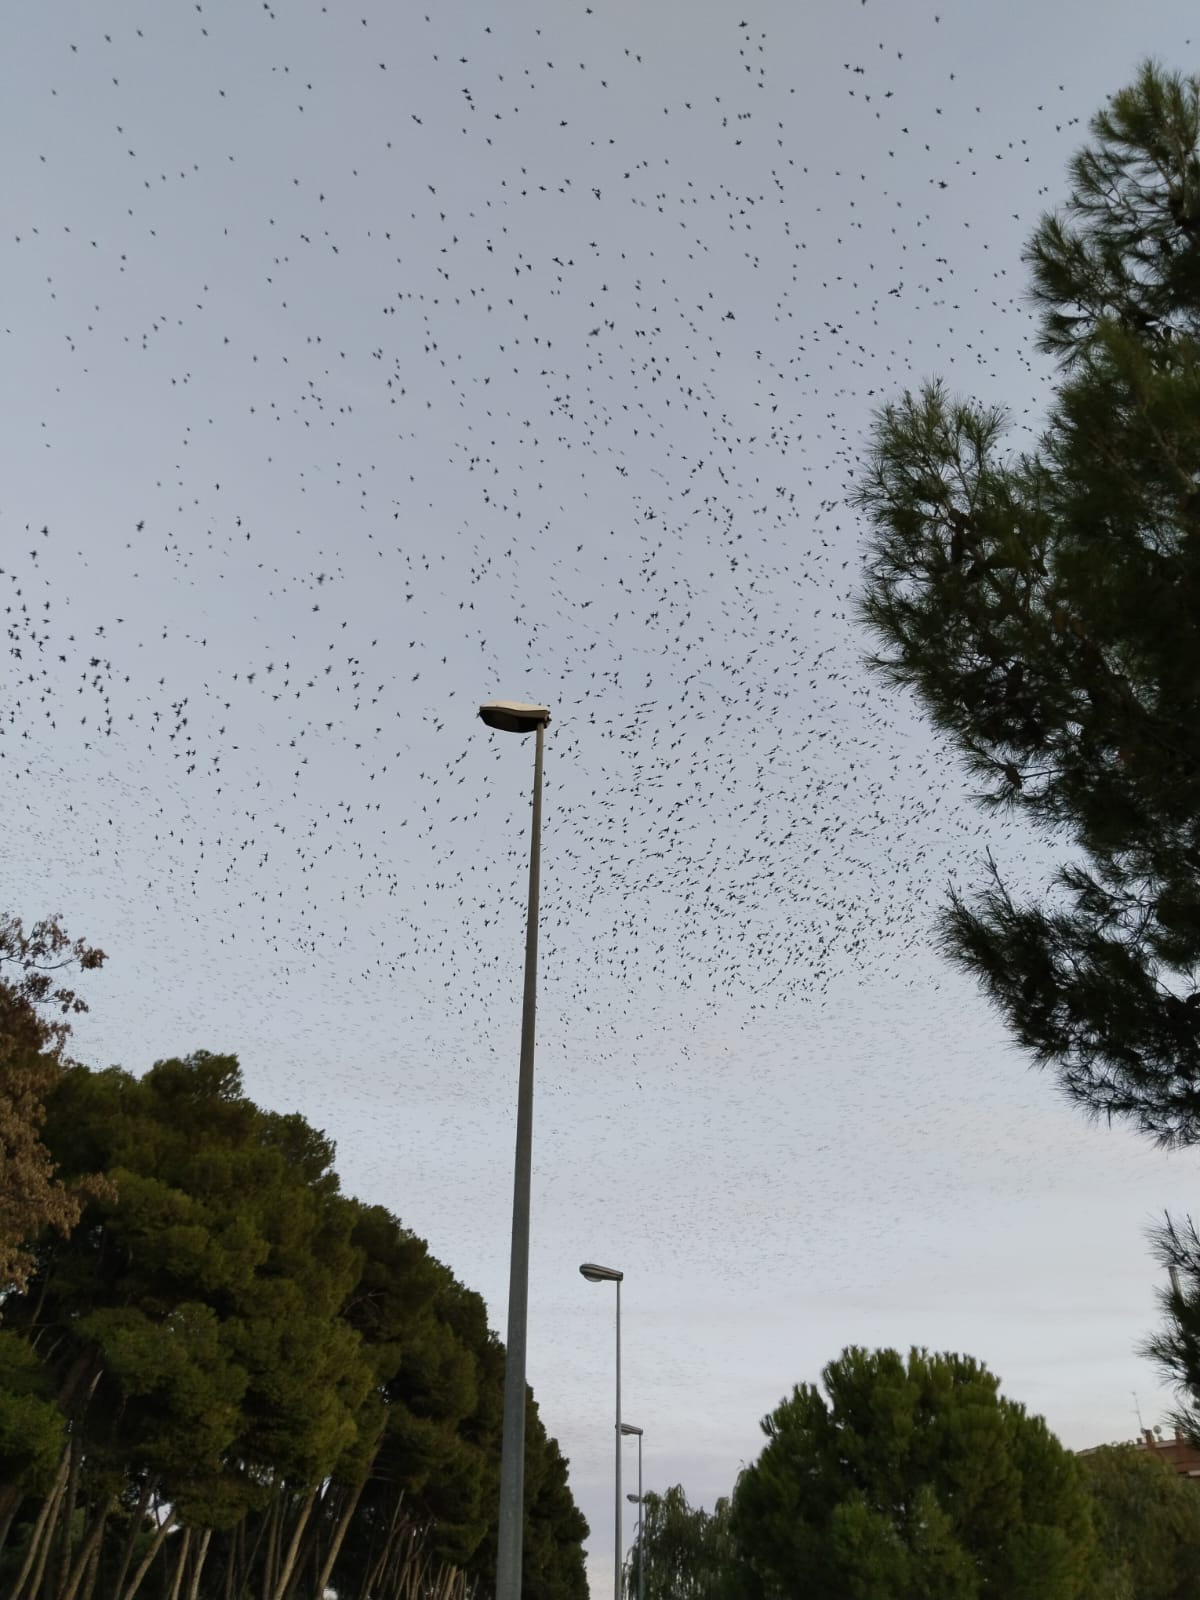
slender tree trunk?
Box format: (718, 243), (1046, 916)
(227, 1517), (243, 1600)
(243, 1500), (277, 1599)
(278, 1485), (324, 1600)
(166, 1527), (192, 1600)
(59, 1497), (112, 1600)
(4, 1444), (69, 1600)
(388, 1520), (425, 1600)
(18, 1477), (61, 1600)
(361, 1489), (407, 1600)
(109, 1479), (153, 1600)
(55, 1430), (84, 1598)
(52, 1350), (93, 1414)
(353, 1509), (379, 1600)
(185, 1527), (212, 1600)
(392, 1541), (414, 1600)
(27, 1254), (57, 1335)
(79, 1532), (101, 1600)
(220, 1520), (242, 1600)
(119, 1510), (177, 1600)
(260, 1488), (283, 1600)
(271, 1486), (316, 1600)
(313, 1471), (371, 1600)
(0, 1489), (22, 1549)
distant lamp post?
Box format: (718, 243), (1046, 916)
(622, 1423), (645, 1600)
(581, 1263), (624, 1600)
(480, 698), (551, 1600)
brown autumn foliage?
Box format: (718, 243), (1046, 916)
(0, 915), (109, 1294)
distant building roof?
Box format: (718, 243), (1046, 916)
(1078, 1430), (1200, 1478)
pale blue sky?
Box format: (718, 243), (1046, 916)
(3, 0), (1198, 1593)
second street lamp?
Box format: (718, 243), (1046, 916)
(580, 1262), (624, 1600)
(621, 1423), (644, 1600)
(480, 698), (551, 1600)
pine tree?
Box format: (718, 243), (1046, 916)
(0, 1049), (592, 1600)
(854, 62), (1200, 1144)
(1078, 1441), (1200, 1600)
(731, 1348), (1096, 1599)
(0, 914), (108, 1294)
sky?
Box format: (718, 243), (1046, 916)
(3, 0), (1199, 1592)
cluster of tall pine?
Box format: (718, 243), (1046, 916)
(0, 922), (588, 1600)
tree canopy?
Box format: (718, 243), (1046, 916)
(854, 62), (1200, 1146)
(0, 1045), (589, 1600)
(730, 1346), (1097, 1600)
(624, 1485), (744, 1600)
(0, 915), (108, 1296)
(1077, 1442), (1200, 1600)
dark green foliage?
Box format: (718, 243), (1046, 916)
(0, 1049), (588, 1600)
(854, 63), (1200, 1146)
(515, 1413), (590, 1600)
(1078, 1442), (1200, 1600)
(625, 1485), (747, 1600)
(1142, 1213), (1200, 1458)
(0, 1330), (64, 1493)
(0, 913), (108, 1296)
(730, 1347), (1097, 1600)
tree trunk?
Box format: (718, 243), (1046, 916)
(55, 1430), (84, 1598)
(430, 1561), (456, 1600)
(279, 1487), (323, 1600)
(366, 1489), (411, 1600)
(313, 1470), (371, 1600)
(119, 1511), (177, 1600)
(0, 1489), (22, 1551)
(18, 1477), (61, 1600)
(260, 1489), (282, 1600)
(393, 1540), (416, 1600)
(52, 1349), (94, 1414)
(109, 1479), (154, 1600)
(79, 1531), (102, 1600)
(242, 1499), (276, 1598)
(270, 1486), (317, 1600)
(59, 1497), (112, 1600)
(185, 1527), (212, 1600)
(4, 1444), (69, 1600)
(166, 1527), (192, 1600)
(387, 1519), (425, 1600)
(223, 1518), (241, 1600)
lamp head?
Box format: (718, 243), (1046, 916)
(579, 1262), (623, 1283)
(620, 1423), (643, 1437)
(478, 699), (551, 734)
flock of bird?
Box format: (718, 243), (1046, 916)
(1, 3), (1171, 1124)
(12, 3), (1200, 1544)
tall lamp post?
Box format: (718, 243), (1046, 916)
(480, 699), (552, 1600)
(580, 1263), (624, 1600)
(622, 1423), (644, 1600)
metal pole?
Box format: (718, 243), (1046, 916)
(637, 1433), (644, 1600)
(495, 718), (546, 1600)
(615, 1275), (622, 1600)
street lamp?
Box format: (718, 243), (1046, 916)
(580, 1263), (624, 1600)
(622, 1424), (644, 1600)
(481, 698), (551, 1600)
